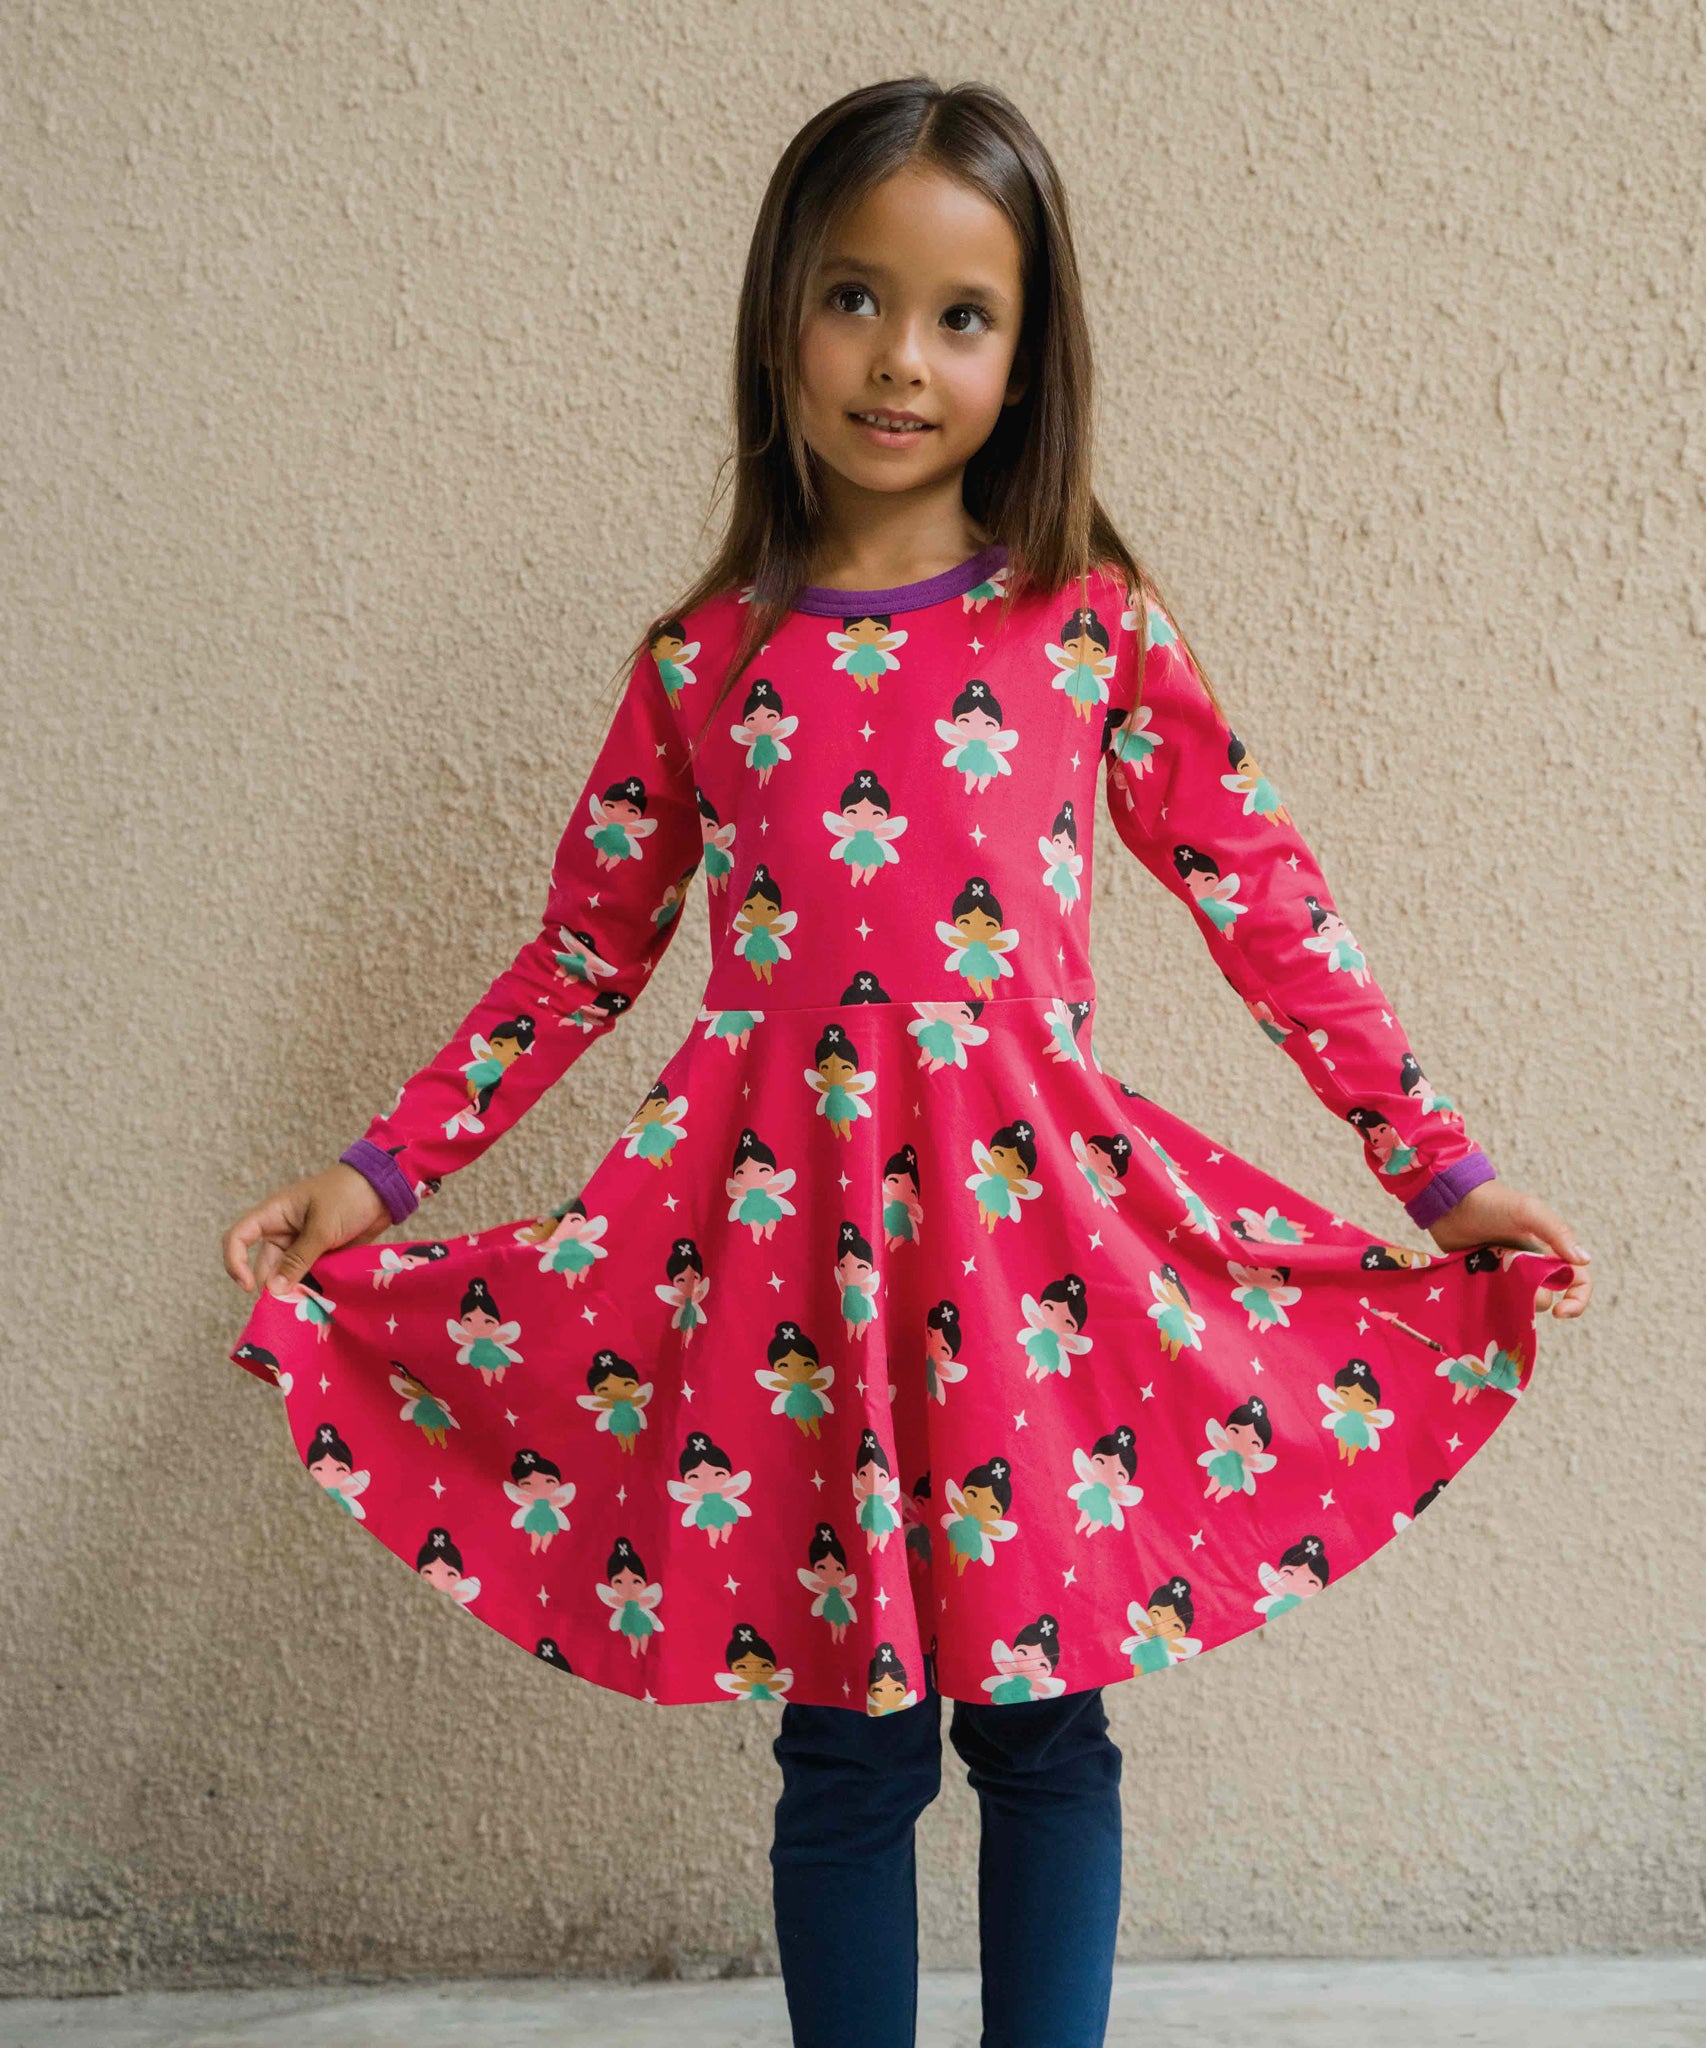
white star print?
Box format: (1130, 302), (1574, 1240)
(655, 740), (668, 758)
(1285, 853), (1300, 869)
(386, 1316), (397, 1334)
(856, 1376), (866, 1396)
(616, 1485), (627, 1504)
(1207, 1150), (1223, 1164)
(430, 1477), (445, 1499)
(970, 822), (985, 845)
(318, 1373), (329, 1395)
(1014, 1410), (1028, 1429)
(680, 1384), (694, 1401)
(1063, 1565), (1077, 1586)
(1070, 749), (1081, 770)
(1321, 1489), (1336, 1508)
(741, 1083), (751, 1099)
(838, 1170), (852, 1191)
(1428, 1286), (1443, 1301)
(589, 891), (601, 907)
(969, 635), (983, 653)
(1141, 1382), (1155, 1400)
(767, 1272), (783, 1291)
(664, 1192), (678, 1209)
(1088, 1230), (1103, 1250)
(1329, 1216), (1344, 1230)
(1356, 1317), (1370, 1332)
(464, 1233), (480, 1247)
(581, 1305), (598, 1324)
(1189, 1530), (1204, 1550)
(842, 1680), (851, 1696)
(811, 1470), (824, 1490)
(1446, 1434), (1461, 1452)
(1166, 1226), (1178, 1242)
(962, 1255), (977, 1275)
(643, 1690), (657, 1704)
(537, 1585), (550, 1606)
(858, 721), (874, 742)
(504, 1409), (518, 1426)
(876, 1587), (890, 1609)
(856, 918), (873, 940)
(759, 815), (769, 833)
(724, 1575), (739, 1595)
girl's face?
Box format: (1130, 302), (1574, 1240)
(956, 706), (998, 740)
(599, 1371), (640, 1405)
(685, 1459), (731, 1489)
(988, 1140), (1027, 1182)
(868, 1672), (907, 1712)
(925, 1325), (954, 1365)
(816, 1553), (847, 1587)
(957, 905), (1000, 944)
(1340, 1383), (1377, 1415)
(652, 632), (685, 664)
(746, 704), (781, 734)
(1085, 1141), (1115, 1178)
(841, 795), (886, 827)
(1249, 1265), (1286, 1292)
(1089, 1450), (1127, 1489)
(796, 166), (1026, 503)
(743, 890), (781, 924)
(1223, 1421), (1261, 1458)
(420, 1559), (461, 1592)
(1047, 827), (1075, 860)
(460, 1306), (499, 1338)
(605, 798), (642, 827)
(819, 1053), (856, 1087)
(1318, 909), (1350, 943)
(1008, 1641), (1052, 1681)
(730, 1157), (773, 1191)
(775, 1347), (814, 1383)
(610, 1567), (646, 1598)
(308, 1456), (350, 1486)
(731, 1652), (775, 1686)
(835, 1252), (872, 1289)
(1035, 1298), (1078, 1336)
(1274, 1563), (1323, 1600)
(883, 1170), (916, 1202)
(1149, 1602), (1186, 1642)
(517, 1469), (555, 1498)
(962, 1481), (1000, 1522)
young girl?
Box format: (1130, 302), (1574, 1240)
(223, 77), (1591, 2048)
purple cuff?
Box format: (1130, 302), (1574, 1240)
(340, 1138), (420, 1225)
(1403, 1149), (1497, 1229)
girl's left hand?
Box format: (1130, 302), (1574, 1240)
(1426, 1181), (1593, 1319)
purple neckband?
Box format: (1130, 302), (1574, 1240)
(792, 541), (1009, 617)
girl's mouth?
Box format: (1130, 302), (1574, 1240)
(848, 411), (938, 447)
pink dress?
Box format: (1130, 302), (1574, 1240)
(230, 544), (1571, 1712)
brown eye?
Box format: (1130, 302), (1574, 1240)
(944, 304), (992, 335)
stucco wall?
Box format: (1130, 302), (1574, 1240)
(3, 0), (1701, 1995)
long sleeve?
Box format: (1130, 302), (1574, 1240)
(339, 640), (703, 1224)
(1099, 582), (1495, 1229)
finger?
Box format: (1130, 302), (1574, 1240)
(1519, 1197), (1589, 1268)
(222, 1213), (264, 1290)
(271, 1220), (330, 1293)
(1552, 1269), (1593, 1319)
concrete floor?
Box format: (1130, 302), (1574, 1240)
(1, 1958), (1702, 2047)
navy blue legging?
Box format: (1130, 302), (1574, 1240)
(769, 1652), (1122, 2048)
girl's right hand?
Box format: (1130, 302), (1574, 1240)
(222, 1164), (391, 1298)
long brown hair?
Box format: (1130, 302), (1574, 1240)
(599, 76), (1224, 739)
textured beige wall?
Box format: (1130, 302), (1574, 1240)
(4, 0), (1701, 1996)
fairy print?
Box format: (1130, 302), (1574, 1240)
(1300, 895), (1369, 983)
(666, 1430), (752, 1546)
(853, 1428), (903, 1552)
(1045, 601), (1116, 721)
(965, 1120), (1042, 1231)
(1400, 1049), (1462, 1123)
(983, 1614), (1067, 1702)
(622, 1081), (689, 1167)
(822, 768), (907, 884)
(925, 1299), (969, 1404)
(827, 612), (908, 691)
(755, 1319), (835, 1436)
(1220, 730), (1290, 823)
(733, 864), (797, 983)
(655, 1236), (711, 1345)
(729, 677), (798, 784)
(1068, 1425), (1142, 1535)
(803, 1022), (875, 1138)
(560, 988), (631, 1035)
(1437, 1338), (1524, 1402)
(881, 1143), (922, 1249)
(648, 618), (700, 708)
(1016, 1275), (1092, 1383)
(1392, 1479), (1449, 1536)
(594, 1536), (664, 1657)
(502, 1448), (575, 1553)
(1230, 1204), (1311, 1248)
(551, 926), (615, 991)
(446, 1277), (522, 1386)
(841, 969), (890, 1004)
(306, 1424), (370, 1520)
(515, 1197), (608, 1285)
(1346, 1104), (1420, 1178)
(1228, 1259), (1303, 1332)
(233, 1341), (286, 1393)
(725, 1126), (797, 1239)
(1198, 1397), (1278, 1501)
(902, 1476), (933, 1570)
(909, 999), (988, 1072)
(1121, 1579), (1200, 1673)
(652, 866), (696, 933)
(935, 678), (1018, 793)
(832, 1220), (880, 1340)
(586, 776), (657, 869)
(696, 788), (737, 892)
(273, 1270), (335, 1340)
(1041, 996), (1092, 1065)
(1102, 699), (1161, 795)
(1146, 1262), (1205, 1359)
(798, 1522), (858, 1641)
(1360, 1241), (1435, 1272)
(576, 1349), (652, 1453)
(698, 1004), (763, 1053)
(961, 560), (1010, 609)
(1318, 1359), (1394, 1464)
(446, 1019), (535, 1137)
(417, 1527), (480, 1609)
(371, 1242), (450, 1288)
(715, 1621), (794, 1701)
(1038, 800), (1083, 912)
(389, 1365), (457, 1446)
(941, 1456), (1018, 1573)
(534, 1639), (573, 1673)
(866, 1640), (920, 1716)
(1071, 1129), (1131, 1208)
(1254, 1536), (1330, 1619)
(1173, 844), (1246, 935)
(935, 875), (1020, 998)
(1147, 1134), (1223, 1240)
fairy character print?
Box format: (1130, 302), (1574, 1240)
(1198, 1398), (1277, 1501)
(535, 1639), (573, 1673)
(1229, 1258), (1302, 1332)
(649, 618), (699, 708)
(585, 775), (657, 871)
(866, 1641), (919, 1716)
(651, 865), (696, 933)
(755, 1320), (834, 1436)
(576, 1349), (651, 1453)
(699, 1004), (763, 1053)
(1301, 894), (1369, 983)
(233, 1340), (286, 1392)
(594, 1535), (664, 1656)
(834, 1221), (880, 1341)
(1102, 699), (1161, 794)
(936, 678), (1018, 793)
(733, 863), (797, 983)
(274, 1268), (335, 1340)
(655, 1237), (710, 1344)
(1231, 1203), (1311, 1249)
(371, 1241), (450, 1288)
(1318, 1359), (1394, 1464)
(966, 1119), (1042, 1230)
(1400, 1049), (1461, 1121)
(666, 1430), (752, 1546)
(925, 1299), (968, 1404)
(1041, 996), (1092, 1065)
(1016, 1274), (1091, 1383)
(561, 987), (632, 1036)
(1438, 1338), (1524, 1402)
(803, 1022), (875, 1138)
(696, 787), (737, 891)
(1254, 1536), (1330, 1619)
(447, 1277), (522, 1386)
(390, 1364), (457, 1446)
(1121, 1578), (1200, 1673)
(716, 1622), (793, 1701)
(417, 1527), (480, 1608)
(306, 1424), (369, 1519)
(1068, 1425), (1142, 1535)
(1346, 1104), (1420, 1179)
(502, 1449), (575, 1553)
(1220, 729), (1290, 822)
(941, 1455), (1017, 1573)
(1072, 1129), (1130, 1208)
(1392, 1480), (1449, 1535)
(909, 998), (988, 1073)
(936, 875), (1020, 998)
(1147, 1134), (1223, 1239)
(1046, 601), (1115, 720)
(1147, 1263), (1205, 1360)
(517, 1196), (609, 1285)
(1173, 844), (1246, 935)
(828, 611), (907, 691)
(621, 1080), (688, 1166)
(551, 926), (614, 991)
(798, 1522), (858, 1641)
(984, 1614), (1066, 1702)
(903, 1475), (933, 1569)
(725, 1127), (797, 1240)
(729, 677), (798, 784)
(842, 969), (890, 1003)
(1038, 800), (1083, 911)
(853, 1428), (903, 1552)
(881, 1143), (922, 1249)
(445, 1018), (535, 1137)
(823, 768), (907, 884)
